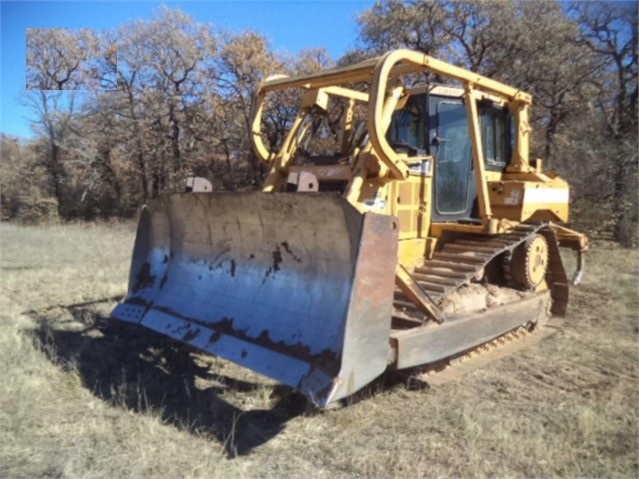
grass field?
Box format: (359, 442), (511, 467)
(0, 221), (637, 478)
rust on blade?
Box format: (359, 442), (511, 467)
(112, 192), (398, 406)
(132, 262), (155, 293)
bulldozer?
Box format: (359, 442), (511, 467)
(111, 49), (588, 407)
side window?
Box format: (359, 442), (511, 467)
(482, 107), (510, 171)
(388, 101), (425, 149)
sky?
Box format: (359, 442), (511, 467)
(0, 0), (375, 139)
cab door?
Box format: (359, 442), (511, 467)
(428, 96), (478, 222)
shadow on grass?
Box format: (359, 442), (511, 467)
(29, 302), (307, 457)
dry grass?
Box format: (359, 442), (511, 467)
(0, 222), (637, 478)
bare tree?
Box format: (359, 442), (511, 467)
(357, 0), (450, 56)
(134, 7), (215, 193)
(111, 8), (215, 199)
(26, 28), (115, 90)
(208, 31), (287, 188)
(571, 1), (638, 245)
(357, 1), (598, 163)
(21, 89), (83, 217)
(24, 28), (118, 218)
(355, 0), (637, 245)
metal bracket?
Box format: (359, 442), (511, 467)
(395, 265), (445, 324)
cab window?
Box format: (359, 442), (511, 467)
(482, 107), (510, 170)
(388, 101), (426, 150)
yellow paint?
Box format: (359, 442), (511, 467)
(248, 48), (586, 271)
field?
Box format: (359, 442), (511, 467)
(0, 221), (637, 478)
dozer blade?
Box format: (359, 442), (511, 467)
(112, 192), (399, 406)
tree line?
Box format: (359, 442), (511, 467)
(2, 1), (637, 246)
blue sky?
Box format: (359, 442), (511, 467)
(0, 0), (374, 138)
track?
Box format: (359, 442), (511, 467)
(412, 319), (564, 386)
(392, 224), (567, 325)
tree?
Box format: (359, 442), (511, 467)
(355, 0), (637, 245)
(26, 28), (115, 90)
(108, 8), (216, 200)
(135, 7), (215, 194)
(356, 0), (598, 163)
(0, 135), (58, 222)
(21, 89), (80, 217)
(207, 31), (288, 188)
(357, 0), (449, 56)
(571, 1), (638, 245)
(24, 28), (118, 219)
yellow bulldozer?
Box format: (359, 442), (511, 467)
(111, 49), (588, 407)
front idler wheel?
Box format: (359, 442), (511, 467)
(510, 234), (549, 290)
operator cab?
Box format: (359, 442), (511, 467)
(388, 86), (513, 222)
